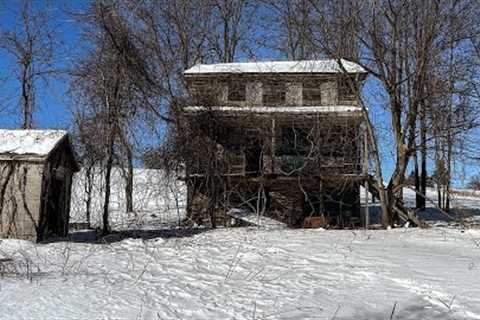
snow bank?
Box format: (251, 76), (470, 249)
(0, 227), (479, 319)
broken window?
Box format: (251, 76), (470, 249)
(338, 77), (357, 98)
(190, 79), (216, 105)
(279, 126), (312, 156)
(263, 81), (286, 105)
(302, 81), (322, 105)
(227, 82), (246, 102)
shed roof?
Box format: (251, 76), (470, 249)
(184, 59), (367, 75)
(0, 129), (70, 160)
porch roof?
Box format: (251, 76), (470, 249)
(182, 105), (364, 117)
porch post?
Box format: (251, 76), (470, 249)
(363, 127), (370, 229)
(271, 118), (276, 174)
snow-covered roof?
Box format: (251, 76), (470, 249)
(0, 129), (69, 160)
(182, 105), (363, 116)
(184, 59), (367, 75)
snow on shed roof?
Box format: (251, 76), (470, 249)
(0, 129), (68, 159)
(183, 105), (363, 116)
(184, 59), (367, 75)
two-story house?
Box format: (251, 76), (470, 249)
(181, 59), (368, 228)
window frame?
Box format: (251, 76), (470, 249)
(302, 81), (323, 105)
(190, 79), (213, 104)
(262, 81), (286, 105)
(227, 81), (246, 102)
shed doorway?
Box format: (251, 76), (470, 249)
(46, 177), (66, 237)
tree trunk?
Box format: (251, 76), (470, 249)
(414, 148), (421, 209)
(125, 145), (134, 213)
(419, 101), (427, 210)
(445, 129), (452, 212)
(103, 126), (115, 235)
(85, 164), (94, 228)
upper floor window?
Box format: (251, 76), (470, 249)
(263, 81), (286, 105)
(228, 82), (246, 102)
(302, 81), (322, 105)
(338, 78), (357, 98)
(190, 80), (213, 104)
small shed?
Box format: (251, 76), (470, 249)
(0, 129), (79, 241)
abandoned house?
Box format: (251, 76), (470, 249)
(0, 129), (79, 241)
(181, 59), (369, 228)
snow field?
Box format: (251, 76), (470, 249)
(0, 227), (479, 319)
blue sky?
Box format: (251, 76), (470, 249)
(0, 1), (477, 186)
(0, 1), (85, 130)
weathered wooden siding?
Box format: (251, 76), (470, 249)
(0, 161), (43, 240)
(40, 139), (76, 239)
(0, 138), (76, 241)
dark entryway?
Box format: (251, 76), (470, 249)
(245, 137), (263, 175)
(46, 177), (66, 237)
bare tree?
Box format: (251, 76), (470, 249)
(70, 1), (155, 234)
(0, 0), (57, 129)
(208, 0), (258, 63)
(287, 0), (480, 225)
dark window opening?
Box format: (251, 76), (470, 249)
(279, 127), (312, 156)
(245, 137), (263, 175)
(190, 80), (215, 105)
(303, 81), (322, 105)
(338, 78), (357, 98)
(263, 82), (286, 105)
(319, 127), (345, 159)
(228, 82), (246, 102)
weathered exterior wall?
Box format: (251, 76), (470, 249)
(286, 82), (302, 105)
(188, 75), (357, 107)
(0, 138), (77, 241)
(246, 82), (263, 105)
(0, 161), (43, 240)
(320, 81), (337, 105)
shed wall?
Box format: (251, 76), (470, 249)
(0, 161), (43, 240)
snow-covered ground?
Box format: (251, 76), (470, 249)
(1, 169), (480, 319)
(70, 168), (186, 230)
(0, 227), (479, 319)
(361, 186), (480, 226)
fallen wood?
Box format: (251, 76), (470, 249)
(227, 208), (287, 229)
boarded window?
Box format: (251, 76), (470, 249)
(263, 82), (286, 105)
(228, 82), (246, 102)
(302, 81), (322, 105)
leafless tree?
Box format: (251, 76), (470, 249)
(281, 0), (480, 225)
(70, 1), (155, 234)
(208, 0), (258, 63)
(0, 0), (58, 129)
